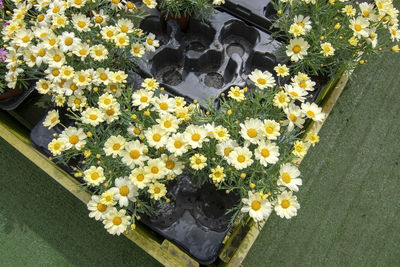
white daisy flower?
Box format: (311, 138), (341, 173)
(132, 89), (154, 110)
(92, 9), (108, 27)
(87, 195), (110, 221)
(284, 84), (307, 102)
(163, 154), (184, 177)
(103, 207), (131, 235)
(228, 86), (246, 102)
(103, 102), (122, 123)
(43, 109), (60, 129)
(229, 147), (254, 170)
(209, 165), (225, 183)
(166, 133), (189, 156)
(241, 191), (272, 222)
(301, 102), (325, 122)
(73, 43), (91, 60)
(84, 166), (106, 186)
(286, 38), (310, 62)
(72, 13), (92, 32)
(145, 125), (168, 149)
(59, 31), (80, 52)
(144, 33), (160, 52)
(111, 71), (128, 84)
(152, 94), (177, 114)
(101, 26), (118, 41)
(122, 140), (149, 168)
(213, 125), (230, 141)
(277, 163), (302, 192)
(216, 139), (238, 161)
(117, 18), (134, 34)
(103, 135), (126, 158)
(74, 70), (92, 87)
(190, 154), (207, 170)
(48, 138), (66, 156)
(350, 16), (370, 38)
(274, 64), (290, 77)
(90, 44), (109, 61)
(46, 49), (66, 68)
(294, 15), (312, 32)
(141, 78), (159, 91)
(274, 191), (300, 219)
(248, 69), (276, 89)
(183, 124), (209, 149)
(145, 158), (167, 180)
(273, 91), (290, 109)
(261, 119), (281, 140)
(320, 42), (335, 57)
(131, 42), (146, 58)
(129, 167), (151, 189)
(60, 126), (87, 150)
(291, 72), (316, 92)
(81, 107), (105, 126)
(60, 65), (75, 80)
(254, 140), (280, 167)
(156, 113), (180, 133)
(283, 104), (306, 132)
(98, 92), (115, 109)
(148, 182), (167, 201)
(67, 93), (87, 111)
(110, 177), (138, 207)
(240, 118), (263, 144)
(359, 2), (378, 21)
(143, 0), (157, 8)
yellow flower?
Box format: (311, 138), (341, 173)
(348, 36), (359, 46)
(320, 42), (335, 57)
(306, 132), (320, 146)
(209, 165), (225, 183)
(392, 45), (399, 53)
(190, 154), (207, 170)
(293, 140), (307, 158)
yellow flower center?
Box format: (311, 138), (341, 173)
(251, 200), (261, 211)
(159, 102), (168, 110)
(152, 133), (161, 142)
(214, 171), (222, 178)
(52, 7), (60, 13)
(95, 50), (103, 56)
(307, 110), (315, 117)
(282, 173), (291, 183)
(133, 47), (140, 54)
(79, 76), (86, 82)
(127, 2), (135, 9)
(166, 160), (175, 170)
(112, 0), (120, 3)
(130, 150), (140, 159)
(362, 10), (370, 17)
(89, 114), (98, 120)
(97, 203), (107, 212)
(38, 49), (46, 57)
(22, 35), (30, 43)
(265, 126), (274, 134)
(195, 158), (202, 164)
(191, 133), (201, 141)
(224, 148), (233, 157)
(106, 31), (114, 38)
(74, 0), (82, 5)
(354, 24), (362, 32)
(74, 99), (82, 106)
(299, 81), (307, 88)
(119, 186), (129, 196)
(292, 45), (301, 54)
(53, 143), (61, 150)
(133, 128), (141, 135)
(237, 155), (246, 163)
(164, 121), (172, 128)
(147, 39), (153, 45)
(174, 140), (182, 148)
(257, 78), (266, 85)
(112, 143), (121, 150)
(297, 22), (305, 28)
(261, 148), (270, 158)
(65, 37), (73, 46)
(233, 91), (240, 97)
(151, 167), (159, 174)
(37, 14), (45, 22)
(136, 174), (144, 181)
(95, 16), (103, 23)
(120, 25), (129, 33)
(53, 55), (61, 62)
(51, 117), (57, 124)
(247, 128), (258, 138)
(57, 18), (64, 25)
(49, 39), (57, 46)
(69, 135), (79, 144)
(79, 49), (87, 55)
(281, 199), (290, 209)
(290, 91), (299, 97)
(78, 21), (86, 28)
(289, 113), (297, 122)
(91, 172), (99, 180)
(113, 216), (122, 225)
(154, 187), (161, 194)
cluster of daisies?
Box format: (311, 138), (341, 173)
(275, 0), (399, 76)
(42, 63), (325, 235)
(1, 0), (159, 92)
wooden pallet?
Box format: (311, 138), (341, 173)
(0, 71), (350, 266)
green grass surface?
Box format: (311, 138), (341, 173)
(1, 51), (400, 266)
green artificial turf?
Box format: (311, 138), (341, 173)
(1, 54), (399, 267)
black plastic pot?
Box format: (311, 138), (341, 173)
(0, 86), (35, 111)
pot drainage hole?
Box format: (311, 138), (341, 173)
(204, 72), (224, 88)
(162, 69), (183, 85)
(226, 43), (245, 57)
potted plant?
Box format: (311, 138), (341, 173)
(147, 0), (225, 30)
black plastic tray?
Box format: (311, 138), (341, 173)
(138, 8), (285, 105)
(0, 87), (35, 111)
